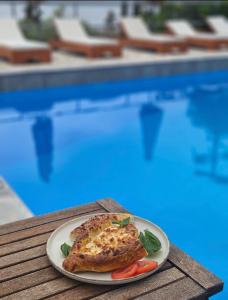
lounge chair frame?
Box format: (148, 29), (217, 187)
(186, 37), (228, 49)
(0, 46), (51, 64)
(120, 37), (187, 53)
(50, 40), (122, 58)
(166, 26), (228, 50)
(120, 24), (187, 53)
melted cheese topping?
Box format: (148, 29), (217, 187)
(81, 225), (134, 255)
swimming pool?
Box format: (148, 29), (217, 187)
(0, 70), (228, 298)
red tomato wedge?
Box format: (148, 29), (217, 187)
(111, 260), (158, 279)
(136, 260), (158, 275)
(111, 263), (138, 279)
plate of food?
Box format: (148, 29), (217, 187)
(46, 213), (170, 285)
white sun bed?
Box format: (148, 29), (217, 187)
(120, 17), (187, 53)
(207, 16), (228, 35)
(52, 19), (122, 58)
(0, 18), (51, 63)
(166, 20), (228, 49)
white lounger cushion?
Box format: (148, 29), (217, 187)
(0, 18), (24, 41)
(166, 20), (228, 39)
(0, 40), (49, 50)
(207, 16), (228, 34)
(54, 18), (118, 45)
(121, 17), (184, 42)
(130, 33), (184, 42)
(65, 36), (117, 45)
(121, 18), (151, 39)
(166, 20), (196, 37)
(54, 19), (87, 40)
(0, 18), (49, 50)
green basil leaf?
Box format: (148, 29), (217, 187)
(139, 231), (154, 256)
(121, 217), (130, 227)
(112, 220), (121, 225)
(139, 232), (146, 245)
(144, 229), (161, 252)
(60, 243), (71, 257)
(112, 217), (130, 227)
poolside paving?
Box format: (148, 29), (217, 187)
(0, 177), (33, 225)
(1, 47), (228, 74)
(1, 47), (228, 92)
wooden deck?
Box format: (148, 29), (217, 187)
(0, 198), (223, 299)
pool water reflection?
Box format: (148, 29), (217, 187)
(0, 71), (228, 299)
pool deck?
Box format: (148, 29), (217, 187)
(1, 48), (228, 92)
(0, 177), (33, 225)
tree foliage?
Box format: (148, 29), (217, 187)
(24, 0), (44, 22)
(142, 1), (228, 32)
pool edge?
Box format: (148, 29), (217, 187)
(1, 54), (228, 92)
(0, 177), (33, 225)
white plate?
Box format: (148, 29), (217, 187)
(46, 213), (170, 285)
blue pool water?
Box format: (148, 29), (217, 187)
(0, 71), (228, 298)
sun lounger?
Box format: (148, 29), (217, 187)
(51, 19), (122, 58)
(120, 18), (187, 53)
(207, 16), (228, 35)
(166, 20), (228, 49)
(0, 19), (51, 64)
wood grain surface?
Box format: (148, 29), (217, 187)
(0, 198), (223, 299)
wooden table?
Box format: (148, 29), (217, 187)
(0, 198), (223, 299)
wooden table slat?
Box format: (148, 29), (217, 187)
(0, 256), (50, 283)
(97, 198), (128, 214)
(0, 257), (172, 299)
(0, 208), (105, 246)
(0, 232), (50, 258)
(134, 277), (206, 300)
(0, 244), (46, 269)
(2, 277), (78, 300)
(87, 267), (185, 300)
(99, 198), (223, 297)
(0, 198), (223, 300)
(0, 267), (60, 298)
(46, 284), (114, 300)
(169, 244), (223, 295)
(0, 202), (100, 236)
(45, 262), (173, 300)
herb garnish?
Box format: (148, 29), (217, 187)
(112, 217), (130, 227)
(139, 229), (161, 256)
(60, 243), (71, 257)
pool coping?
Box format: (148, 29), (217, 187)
(1, 52), (228, 92)
(0, 177), (33, 225)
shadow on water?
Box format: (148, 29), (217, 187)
(32, 116), (53, 183)
(0, 85), (167, 182)
(140, 103), (163, 161)
(188, 85), (228, 184)
(3, 72), (222, 183)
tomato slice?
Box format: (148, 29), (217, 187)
(136, 260), (158, 275)
(111, 263), (138, 279)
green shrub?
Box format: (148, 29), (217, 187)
(20, 19), (57, 41)
(142, 2), (228, 32)
(19, 2), (228, 40)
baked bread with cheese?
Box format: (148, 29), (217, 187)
(63, 213), (147, 273)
